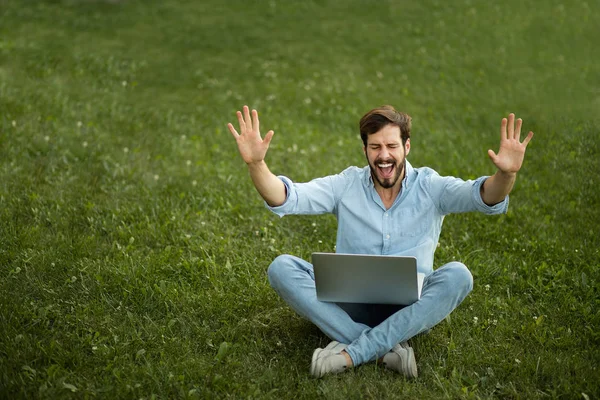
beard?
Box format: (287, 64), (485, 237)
(367, 153), (406, 189)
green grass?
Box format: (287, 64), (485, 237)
(1, 0), (599, 398)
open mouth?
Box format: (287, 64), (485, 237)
(377, 162), (395, 179)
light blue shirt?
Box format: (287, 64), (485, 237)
(267, 161), (508, 275)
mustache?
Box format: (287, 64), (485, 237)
(374, 158), (397, 164)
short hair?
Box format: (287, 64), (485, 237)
(359, 105), (411, 146)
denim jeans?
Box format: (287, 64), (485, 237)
(267, 254), (473, 366)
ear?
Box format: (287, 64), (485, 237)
(404, 139), (411, 156)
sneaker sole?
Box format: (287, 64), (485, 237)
(310, 348), (325, 377)
(404, 347), (418, 379)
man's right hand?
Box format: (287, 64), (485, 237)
(226, 105), (286, 207)
(228, 105), (274, 165)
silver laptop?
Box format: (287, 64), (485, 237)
(312, 253), (425, 305)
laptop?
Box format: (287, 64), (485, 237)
(312, 253), (425, 305)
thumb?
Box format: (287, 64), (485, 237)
(263, 130), (274, 146)
(487, 149), (498, 162)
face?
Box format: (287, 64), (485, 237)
(364, 124), (410, 189)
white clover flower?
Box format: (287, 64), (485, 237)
(12, 120), (17, 127)
(485, 284), (490, 291)
(186, 160), (192, 166)
(82, 141), (88, 148)
(77, 121), (83, 127)
(123, 147), (129, 153)
(473, 316), (479, 325)
(122, 81), (127, 87)
(44, 136), (50, 142)
(154, 174), (159, 181)
(192, 180), (197, 186)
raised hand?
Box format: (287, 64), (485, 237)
(228, 105), (274, 165)
(487, 113), (534, 175)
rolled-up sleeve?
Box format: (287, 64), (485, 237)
(266, 168), (354, 217)
(426, 170), (508, 215)
(470, 176), (509, 214)
(265, 176), (295, 217)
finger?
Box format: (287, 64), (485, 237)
(515, 118), (523, 140)
(236, 110), (246, 132)
(243, 105), (252, 132)
(227, 123), (240, 138)
(500, 117), (508, 141)
(487, 149), (498, 162)
(507, 113), (515, 139)
(263, 130), (274, 146)
(252, 109), (260, 133)
(522, 131), (534, 146)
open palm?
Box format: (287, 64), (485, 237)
(227, 105), (274, 165)
(488, 113), (534, 174)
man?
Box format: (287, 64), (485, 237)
(227, 105), (533, 378)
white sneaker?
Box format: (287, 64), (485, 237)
(310, 341), (349, 378)
(382, 342), (418, 378)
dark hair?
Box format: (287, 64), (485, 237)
(359, 105), (411, 146)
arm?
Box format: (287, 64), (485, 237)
(227, 105), (286, 207)
(481, 113), (534, 205)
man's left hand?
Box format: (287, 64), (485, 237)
(488, 113), (534, 175)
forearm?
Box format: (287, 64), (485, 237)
(480, 171), (516, 206)
(247, 161), (287, 207)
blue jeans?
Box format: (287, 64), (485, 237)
(267, 254), (473, 365)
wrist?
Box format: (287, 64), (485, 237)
(247, 160), (266, 168)
(246, 160), (269, 175)
(496, 170), (517, 180)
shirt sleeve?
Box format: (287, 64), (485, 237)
(266, 168), (354, 217)
(425, 170), (509, 215)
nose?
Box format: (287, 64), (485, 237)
(379, 147), (390, 159)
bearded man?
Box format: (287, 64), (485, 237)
(227, 105), (533, 378)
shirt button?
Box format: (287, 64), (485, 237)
(384, 213), (388, 217)
(386, 234), (390, 239)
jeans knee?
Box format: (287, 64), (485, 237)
(447, 261), (473, 294)
(267, 254), (295, 289)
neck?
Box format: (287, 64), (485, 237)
(373, 170), (405, 208)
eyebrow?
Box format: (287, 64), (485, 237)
(368, 142), (400, 147)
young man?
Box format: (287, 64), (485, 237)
(227, 105), (533, 378)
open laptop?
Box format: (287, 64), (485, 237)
(312, 253), (425, 305)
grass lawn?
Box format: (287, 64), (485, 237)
(1, 0), (599, 398)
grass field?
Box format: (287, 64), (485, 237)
(1, 0), (599, 398)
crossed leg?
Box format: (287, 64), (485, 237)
(267, 254), (473, 367)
